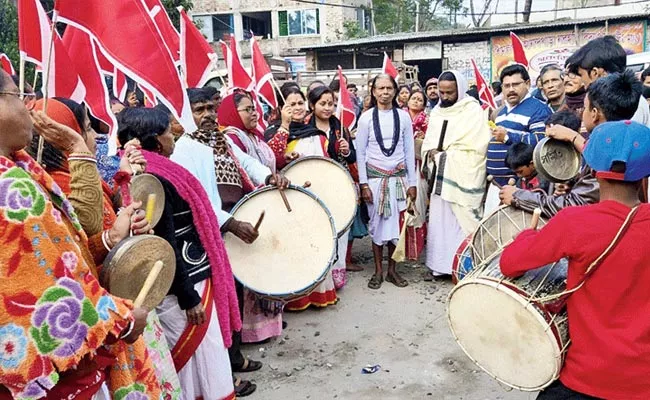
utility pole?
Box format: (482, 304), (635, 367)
(415, 1), (420, 32)
(514, 0), (519, 23)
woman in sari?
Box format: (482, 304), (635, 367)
(218, 91), (284, 344)
(28, 97), (181, 399)
(116, 107), (247, 399)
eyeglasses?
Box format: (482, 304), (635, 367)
(237, 106), (257, 114)
(0, 91), (37, 110)
(502, 81), (526, 90)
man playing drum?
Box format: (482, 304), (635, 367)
(356, 73), (417, 289)
(500, 71), (643, 217)
(500, 119), (650, 400)
(421, 71), (489, 279)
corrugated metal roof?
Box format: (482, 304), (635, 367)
(300, 12), (650, 51)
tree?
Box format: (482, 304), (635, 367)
(469, 0), (494, 27)
(342, 20), (370, 40)
(522, 0), (533, 23)
(373, 0), (463, 34)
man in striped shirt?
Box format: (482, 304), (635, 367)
(485, 64), (553, 214)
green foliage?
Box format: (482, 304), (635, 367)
(373, 0), (465, 34)
(0, 0), (20, 74)
(160, 0), (195, 30)
(343, 20), (370, 40)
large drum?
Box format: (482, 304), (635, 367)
(224, 186), (337, 302)
(100, 235), (176, 311)
(448, 254), (570, 391)
(451, 235), (473, 284)
(282, 156), (357, 237)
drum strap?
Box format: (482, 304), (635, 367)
(545, 205), (639, 314)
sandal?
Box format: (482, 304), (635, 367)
(234, 357), (263, 373)
(234, 377), (257, 397)
(422, 271), (434, 282)
(386, 272), (408, 287)
(368, 274), (383, 289)
(346, 264), (364, 272)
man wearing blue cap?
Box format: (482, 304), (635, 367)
(500, 120), (650, 399)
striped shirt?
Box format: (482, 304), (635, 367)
(488, 95), (553, 185)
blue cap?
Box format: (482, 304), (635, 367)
(583, 120), (650, 182)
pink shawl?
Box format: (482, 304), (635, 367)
(141, 150), (241, 346)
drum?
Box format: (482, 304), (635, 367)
(224, 185), (337, 302)
(130, 173), (165, 227)
(451, 235), (473, 284)
(471, 206), (548, 267)
(533, 137), (581, 183)
(282, 156), (357, 237)
(100, 235), (176, 311)
(448, 254), (570, 391)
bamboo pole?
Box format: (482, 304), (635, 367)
(36, 12), (58, 164)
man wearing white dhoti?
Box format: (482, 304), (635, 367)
(421, 71), (490, 278)
(356, 73), (417, 289)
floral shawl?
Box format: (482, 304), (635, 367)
(0, 150), (137, 399)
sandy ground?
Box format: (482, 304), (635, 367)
(240, 238), (540, 400)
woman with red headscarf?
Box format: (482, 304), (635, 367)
(218, 91), (284, 345)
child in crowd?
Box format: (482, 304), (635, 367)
(505, 143), (549, 192)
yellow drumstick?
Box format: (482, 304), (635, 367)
(145, 193), (156, 224)
(133, 260), (164, 309)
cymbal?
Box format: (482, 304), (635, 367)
(130, 173), (165, 227)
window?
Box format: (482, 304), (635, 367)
(243, 12), (272, 39)
(212, 14), (235, 42)
(279, 9), (320, 36)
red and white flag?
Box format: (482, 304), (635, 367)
(250, 34), (277, 108)
(179, 7), (216, 88)
(471, 58), (497, 110)
(62, 26), (118, 148)
(220, 36), (253, 92)
(0, 53), (15, 75)
(336, 66), (357, 131)
(18, 0), (85, 102)
(113, 68), (127, 102)
(509, 32), (529, 68)
(55, 0), (197, 133)
(140, 84), (158, 108)
(143, 0), (181, 63)
(382, 52), (399, 80)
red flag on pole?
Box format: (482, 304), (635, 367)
(471, 58), (498, 110)
(18, 0), (85, 102)
(336, 66), (357, 131)
(220, 36), (254, 92)
(143, 0), (181, 63)
(250, 34), (277, 108)
(0, 53), (15, 75)
(509, 32), (529, 68)
(382, 52), (399, 80)
(62, 26), (118, 150)
(55, 0), (197, 133)
(179, 7), (217, 88)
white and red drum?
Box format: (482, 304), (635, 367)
(282, 156), (357, 237)
(223, 186), (337, 302)
(448, 254), (570, 391)
(451, 235), (473, 284)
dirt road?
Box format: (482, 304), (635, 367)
(242, 238), (538, 400)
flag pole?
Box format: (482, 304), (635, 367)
(19, 56), (25, 100)
(37, 11), (58, 165)
(31, 70), (39, 92)
(270, 76), (286, 104)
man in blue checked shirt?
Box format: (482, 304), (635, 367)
(484, 64), (553, 214)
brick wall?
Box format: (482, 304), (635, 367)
(443, 41), (492, 85)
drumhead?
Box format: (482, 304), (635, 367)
(130, 173), (165, 227)
(448, 278), (563, 391)
(533, 137), (581, 183)
(224, 186), (337, 300)
(282, 156), (357, 237)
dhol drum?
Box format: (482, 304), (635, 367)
(282, 156), (357, 237)
(451, 235), (473, 284)
(224, 185), (337, 302)
(533, 137), (581, 183)
(448, 254), (570, 391)
(100, 235), (176, 311)
(471, 206), (548, 267)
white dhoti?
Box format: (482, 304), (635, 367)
(426, 195), (466, 275)
(366, 176), (407, 246)
(156, 280), (235, 400)
(484, 184), (501, 217)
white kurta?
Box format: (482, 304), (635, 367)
(356, 108), (417, 246)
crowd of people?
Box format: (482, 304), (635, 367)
(1, 33), (650, 400)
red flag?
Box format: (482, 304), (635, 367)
(113, 68), (127, 101)
(336, 66), (357, 131)
(510, 32), (529, 68)
(55, 0), (197, 133)
(179, 7), (216, 88)
(62, 26), (118, 151)
(0, 53), (15, 75)
(220, 36), (253, 92)
(143, 0), (180, 63)
(19, 0), (85, 102)
(140, 84), (158, 108)
(250, 35), (277, 108)
(94, 46), (114, 75)
(382, 52), (399, 80)
(471, 58), (498, 110)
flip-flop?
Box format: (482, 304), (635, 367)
(234, 358), (263, 373)
(386, 273), (408, 287)
(368, 274), (383, 289)
(234, 377), (257, 397)
(422, 271), (434, 282)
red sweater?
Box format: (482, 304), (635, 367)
(501, 201), (650, 399)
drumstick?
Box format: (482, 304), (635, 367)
(507, 178), (516, 186)
(487, 175), (503, 189)
(254, 211), (265, 231)
(145, 193), (156, 224)
(530, 208), (542, 230)
(274, 172), (292, 212)
(303, 181), (312, 188)
(133, 260), (164, 309)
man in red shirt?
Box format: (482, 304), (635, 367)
(500, 120), (650, 399)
